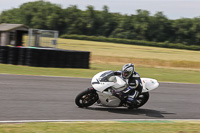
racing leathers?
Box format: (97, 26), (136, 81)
(113, 71), (143, 106)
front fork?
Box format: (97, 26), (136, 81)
(88, 87), (96, 92)
(87, 87), (99, 101)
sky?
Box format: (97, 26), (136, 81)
(0, 0), (200, 19)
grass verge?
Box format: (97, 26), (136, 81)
(0, 63), (200, 84)
(0, 121), (199, 133)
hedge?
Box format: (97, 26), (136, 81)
(60, 34), (200, 51)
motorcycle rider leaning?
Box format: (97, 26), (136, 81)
(113, 63), (143, 107)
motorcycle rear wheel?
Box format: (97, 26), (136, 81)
(132, 92), (150, 109)
(75, 88), (99, 108)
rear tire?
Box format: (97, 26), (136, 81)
(133, 92), (149, 108)
(75, 88), (98, 108)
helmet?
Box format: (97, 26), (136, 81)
(121, 63), (134, 79)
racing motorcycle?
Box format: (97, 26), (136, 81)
(75, 70), (159, 109)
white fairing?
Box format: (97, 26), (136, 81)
(112, 76), (127, 91)
(141, 78), (159, 92)
(97, 91), (121, 107)
(91, 70), (126, 92)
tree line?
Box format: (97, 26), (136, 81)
(1, 0), (200, 46)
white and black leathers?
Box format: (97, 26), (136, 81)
(113, 71), (143, 101)
(124, 71), (143, 99)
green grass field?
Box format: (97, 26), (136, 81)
(58, 38), (200, 69)
(0, 121), (199, 133)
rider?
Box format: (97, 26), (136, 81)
(113, 63), (143, 107)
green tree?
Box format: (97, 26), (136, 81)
(172, 18), (194, 44)
(64, 5), (87, 35)
(132, 9), (151, 40)
(85, 5), (101, 35)
(147, 11), (173, 42)
(19, 0), (65, 30)
(110, 15), (135, 39)
(97, 5), (118, 37)
(0, 8), (21, 24)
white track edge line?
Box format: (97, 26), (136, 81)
(0, 119), (200, 123)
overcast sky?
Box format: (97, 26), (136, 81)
(0, 0), (200, 19)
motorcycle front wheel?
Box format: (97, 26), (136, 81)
(75, 88), (99, 108)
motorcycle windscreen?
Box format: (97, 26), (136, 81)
(91, 70), (115, 92)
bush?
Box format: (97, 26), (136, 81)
(60, 34), (200, 51)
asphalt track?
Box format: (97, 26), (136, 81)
(0, 74), (200, 121)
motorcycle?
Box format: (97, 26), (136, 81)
(75, 70), (159, 109)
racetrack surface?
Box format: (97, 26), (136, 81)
(0, 74), (200, 121)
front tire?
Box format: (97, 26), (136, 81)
(75, 88), (98, 108)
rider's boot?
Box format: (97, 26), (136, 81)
(126, 90), (139, 108)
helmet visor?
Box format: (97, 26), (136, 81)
(122, 67), (133, 78)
